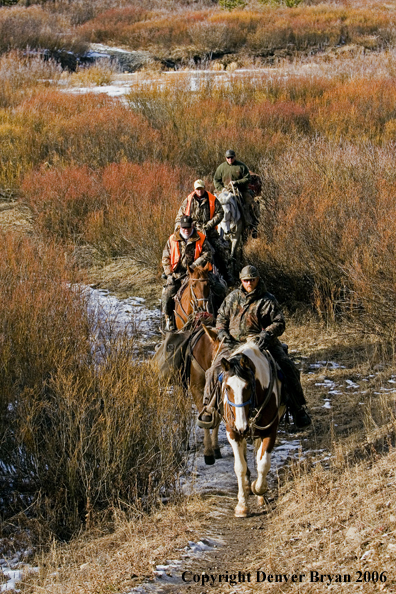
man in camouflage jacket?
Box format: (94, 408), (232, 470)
(162, 215), (213, 331)
(200, 265), (311, 430)
(175, 179), (234, 285)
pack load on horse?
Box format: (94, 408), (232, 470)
(218, 341), (285, 517)
(200, 265), (311, 430)
(175, 179), (234, 286)
(161, 215), (225, 332)
(214, 149), (260, 239)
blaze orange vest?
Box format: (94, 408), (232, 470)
(185, 191), (216, 220)
(169, 231), (212, 272)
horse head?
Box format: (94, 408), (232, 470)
(220, 353), (256, 434)
(186, 262), (212, 313)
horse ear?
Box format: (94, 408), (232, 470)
(187, 264), (192, 274)
(202, 323), (218, 344)
(204, 261), (211, 271)
(221, 358), (231, 371)
(240, 354), (255, 372)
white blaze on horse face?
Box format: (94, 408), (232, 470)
(226, 375), (249, 433)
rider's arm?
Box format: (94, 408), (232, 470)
(259, 296), (286, 339)
(215, 294), (234, 343)
(191, 238), (212, 270)
(205, 198), (224, 230)
(232, 162), (251, 188)
(174, 198), (188, 228)
(213, 164), (225, 193)
(161, 239), (173, 277)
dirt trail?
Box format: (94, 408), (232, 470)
(131, 420), (308, 594)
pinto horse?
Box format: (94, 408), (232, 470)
(219, 342), (285, 517)
(173, 263), (213, 331)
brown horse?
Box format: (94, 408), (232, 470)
(188, 325), (223, 465)
(218, 341), (285, 517)
(174, 263), (212, 331)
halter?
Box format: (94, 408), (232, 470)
(220, 352), (280, 436)
(173, 273), (212, 329)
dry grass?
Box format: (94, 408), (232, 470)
(20, 498), (210, 594)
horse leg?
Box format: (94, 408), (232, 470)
(211, 423), (221, 459)
(227, 432), (250, 517)
(251, 437), (271, 506)
(203, 428), (215, 465)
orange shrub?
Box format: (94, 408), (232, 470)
(22, 161), (194, 267)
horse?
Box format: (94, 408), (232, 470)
(152, 321), (222, 465)
(218, 341), (285, 517)
(173, 262), (213, 331)
(217, 187), (244, 279)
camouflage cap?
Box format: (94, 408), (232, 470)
(239, 265), (259, 280)
(180, 215), (193, 228)
(225, 149), (236, 158)
(194, 179), (205, 189)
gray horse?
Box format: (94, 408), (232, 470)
(217, 186), (244, 279)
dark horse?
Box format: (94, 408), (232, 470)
(218, 341), (285, 517)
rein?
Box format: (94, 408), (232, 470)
(174, 274), (211, 327)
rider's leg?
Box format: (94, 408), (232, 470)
(208, 272), (227, 314)
(208, 231), (235, 285)
(161, 278), (179, 331)
(268, 340), (311, 429)
(199, 346), (233, 425)
(242, 190), (259, 237)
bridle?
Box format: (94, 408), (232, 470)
(220, 353), (279, 436)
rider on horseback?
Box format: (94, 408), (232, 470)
(175, 180), (234, 285)
(162, 215), (226, 332)
(214, 150), (260, 238)
(200, 265), (311, 430)
(162, 215), (213, 332)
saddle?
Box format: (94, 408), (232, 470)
(152, 326), (206, 389)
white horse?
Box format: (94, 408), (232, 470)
(217, 187), (244, 279)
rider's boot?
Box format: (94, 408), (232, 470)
(164, 315), (175, 332)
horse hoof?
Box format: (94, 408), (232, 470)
(204, 455), (215, 465)
(214, 448), (222, 459)
(235, 506), (249, 518)
(257, 496), (265, 507)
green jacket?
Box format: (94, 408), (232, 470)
(213, 159), (251, 194)
(216, 280), (285, 343)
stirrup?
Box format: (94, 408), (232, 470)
(197, 407), (220, 429)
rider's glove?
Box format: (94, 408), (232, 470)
(255, 331), (272, 351)
(166, 275), (174, 285)
(204, 221), (214, 232)
(218, 330), (237, 349)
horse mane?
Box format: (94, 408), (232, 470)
(227, 354), (254, 383)
(189, 264), (210, 280)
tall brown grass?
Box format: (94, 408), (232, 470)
(0, 234), (191, 538)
